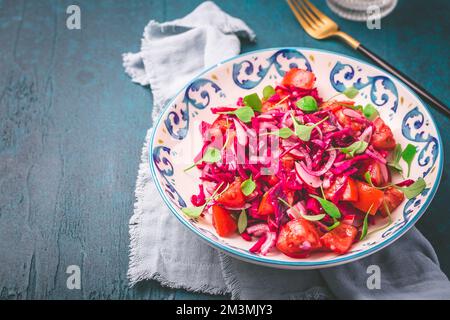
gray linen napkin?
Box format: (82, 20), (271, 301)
(123, 1), (450, 299)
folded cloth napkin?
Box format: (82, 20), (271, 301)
(123, 1), (450, 299)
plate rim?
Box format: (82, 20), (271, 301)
(149, 47), (444, 268)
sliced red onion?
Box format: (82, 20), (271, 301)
(359, 126), (373, 143)
(295, 162), (322, 188)
(247, 223), (270, 236)
(233, 119), (248, 146)
(396, 179), (414, 187)
(366, 148), (387, 164)
(240, 232), (252, 241)
(222, 203), (252, 211)
(299, 149), (336, 177)
(257, 114), (275, 121)
(287, 201), (306, 220)
(210, 106), (237, 113)
(342, 108), (365, 120)
(379, 162), (389, 183)
(260, 231), (277, 255)
(311, 139), (326, 149)
(249, 234), (267, 253)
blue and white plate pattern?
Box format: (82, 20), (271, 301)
(150, 48), (442, 269)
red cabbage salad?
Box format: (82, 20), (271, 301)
(182, 68), (426, 258)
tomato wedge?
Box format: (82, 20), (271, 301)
(379, 187), (404, 217)
(320, 224), (358, 254)
(212, 205), (237, 237)
(371, 117), (396, 150)
(325, 176), (358, 202)
(342, 178), (358, 201)
(282, 68), (315, 89)
(365, 160), (387, 187)
(258, 192), (275, 215)
(216, 178), (245, 209)
(276, 218), (322, 256)
(351, 181), (384, 215)
(335, 108), (364, 132)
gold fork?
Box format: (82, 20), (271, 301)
(287, 0), (449, 117)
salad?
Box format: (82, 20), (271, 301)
(182, 68), (426, 258)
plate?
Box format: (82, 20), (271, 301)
(150, 48), (442, 269)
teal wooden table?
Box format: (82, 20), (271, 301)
(0, 0), (448, 299)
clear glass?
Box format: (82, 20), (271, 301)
(327, 0), (398, 22)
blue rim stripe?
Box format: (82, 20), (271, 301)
(149, 47), (444, 268)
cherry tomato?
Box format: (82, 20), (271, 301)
(212, 205), (237, 237)
(371, 117), (396, 150)
(379, 187), (404, 217)
(282, 68), (315, 89)
(351, 181), (384, 215)
(216, 178), (246, 209)
(276, 218), (322, 256)
(257, 191), (275, 215)
(320, 223), (358, 254)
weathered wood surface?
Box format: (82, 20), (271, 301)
(0, 0), (448, 299)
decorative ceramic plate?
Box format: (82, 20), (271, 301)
(150, 48), (442, 269)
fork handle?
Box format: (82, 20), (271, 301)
(356, 44), (450, 117)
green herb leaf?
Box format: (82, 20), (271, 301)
(233, 106), (255, 123)
(291, 114), (329, 142)
(203, 147), (221, 163)
(363, 103), (379, 120)
(396, 177), (426, 199)
(401, 144), (417, 177)
(364, 171), (374, 187)
(350, 105), (363, 112)
(359, 204), (374, 241)
(387, 143), (403, 173)
(181, 182), (227, 218)
(367, 200), (393, 236)
(243, 93), (262, 112)
(327, 220), (340, 231)
(181, 206), (204, 218)
(309, 195), (341, 219)
(296, 96), (318, 113)
(240, 176), (256, 196)
(268, 127), (295, 139)
(339, 140), (368, 157)
(238, 210), (247, 234)
(184, 147), (221, 172)
(263, 85), (276, 100)
(278, 198), (326, 221)
(343, 86), (359, 99)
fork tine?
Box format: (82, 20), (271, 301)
(290, 0), (317, 29)
(302, 0), (329, 22)
(296, 0), (322, 26)
(286, 0), (314, 31)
